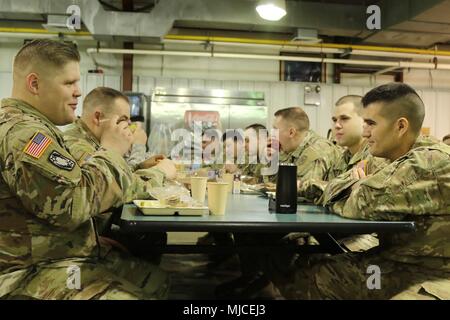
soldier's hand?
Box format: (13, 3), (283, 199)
(138, 154), (165, 169)
(351, 166), (366, 180)
(100, 115), (133, 156)
(154, 158), (177, 180)
(131, 125), (148, 145)
(225, 163), (238, 173)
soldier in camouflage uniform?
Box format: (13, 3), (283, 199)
(300, 96), (386, 205)
(224, 124), (267, 184)
(266, 107), (340, 186)
(124, 116), (167, 173)
(217, 108), (339, 298)
(63, 87), (177, 194)
(261, 83), (450, 299)
(0, 40), (169, 300)
(294, 96), (385, 252)
(63, 87), (175, 260)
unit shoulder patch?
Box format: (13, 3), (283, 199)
(48, 150), (76, 171)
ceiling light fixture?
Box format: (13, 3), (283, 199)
(256, 0), (287, 21)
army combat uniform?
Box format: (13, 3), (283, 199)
(266, 130), (340, 187)
(63, 118), (168, 261)
(0, 99), (169, 299)
(125, 143), (153, 172)
(228, 131), (340, 295)
(262, 137), (450, 299)
(299, 141), (386, 205)
(63, 118), (165, 233)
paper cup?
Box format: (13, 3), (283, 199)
(190, 176), (208, 204)
(222, 173), (234, 193)
(207, 182), (229, 216)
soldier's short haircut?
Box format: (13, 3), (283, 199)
(245, 123), (266, 131)
(82, 87), (129, 115)
(443, 134), (450, 142)
(274, 107), (310, 132)
(13, 39), (80, 73)
(335, 95), (363, 115)
(362, 83), (425, 134)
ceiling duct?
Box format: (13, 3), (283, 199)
(42, 14), (71, 33)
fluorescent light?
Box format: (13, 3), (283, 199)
(256, 0), (287, 21)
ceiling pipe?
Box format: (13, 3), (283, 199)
(2, 27), (450, 62)
(163, 39), (450, 62)
(164, 35), (450, 57)
(86, 47), (450, 70)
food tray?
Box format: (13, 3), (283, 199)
(133, 200), (209, 216)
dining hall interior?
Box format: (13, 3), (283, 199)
(0, 0), (449, 301)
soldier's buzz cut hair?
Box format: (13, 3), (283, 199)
(82, 87), (129, 115)
(362, 83), (425, 134)
(13, 39), (80, 73)
(335, 95), (363, 115)
(274, 107), (310, 132)
(443, 134), (450, 142)
(245, 123), (266, 131)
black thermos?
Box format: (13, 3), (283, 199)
(275, 163), (297, 214)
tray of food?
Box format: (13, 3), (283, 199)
(133, 200), (209, 216)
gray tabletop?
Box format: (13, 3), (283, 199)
(119, 194), (415, 234)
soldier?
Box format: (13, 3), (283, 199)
(263, 83), (450, 299)
(63, 87), (177, 192)
(225, 124), (267, 184)
(267, 107), (340, 186)
(63, 87), (176, 260)
(217, 109), (340, 299)
(300, 95), (386, 205)
(125, 115), (165, 171)
(0, 40), (169, 299)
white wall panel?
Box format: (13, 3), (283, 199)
(104, 75), (121, 91)
(0, 72), (12, 99)
(435, 92), (450, 140)
(420, 90), (437, 137)
(137, 76), (155, 94)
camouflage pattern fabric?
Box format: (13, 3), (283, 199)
(263, 137), (450, 299)
(63, 119), (165, 199)
(262, 250), (450, 300)
(0, 98), (168, 299)
(266, 130), (340, 186)
(300, 141), (387, 204)
(126, 144), (153, 172)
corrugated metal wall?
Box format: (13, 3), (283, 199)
(1, 72), (448, 139)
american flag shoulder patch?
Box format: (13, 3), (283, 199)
(23, 132), (53, 159)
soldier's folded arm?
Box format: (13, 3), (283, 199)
(329, 155), (448, 221)
(2, 125), (134, 230)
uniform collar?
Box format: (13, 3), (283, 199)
(75, 118), (101, 148)
(347, 140), (370, 166)
(289, 130), (314, 159)
(1, 98), (55, 128)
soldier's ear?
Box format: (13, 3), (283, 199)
(289, 127), (296, 137)
(397, 117), (409, 136)
(94, 111), (102, 126)
(26, 73), (39, 95)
